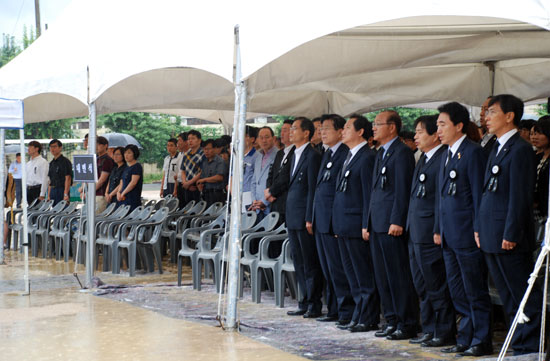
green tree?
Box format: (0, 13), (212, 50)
(0, 34), (20, 67)
(535, 104), (549, 117)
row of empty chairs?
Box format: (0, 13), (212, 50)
(6, 195), (302, 307)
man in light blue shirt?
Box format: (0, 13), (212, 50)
(250, 127), (277, 220)
(8, 153), (22, 207)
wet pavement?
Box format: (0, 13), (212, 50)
(0, 250), (544, 360)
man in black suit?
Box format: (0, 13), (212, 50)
(480, 94), (542, 355)
(312, 114), (354, 324)
(332, 114), (380, 333)
(366, 110), (418, 340)
(407, 115), (456, 347)
(285, 117), (323, 318)
(480, 96), (497, 156)
(265, 119), (294, 224)
(436, 102), (492, 357)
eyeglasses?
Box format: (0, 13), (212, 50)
(373, 123), (391, 127)
(290, 126), (298, 131)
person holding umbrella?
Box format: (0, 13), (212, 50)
(105, 147), (127, 206)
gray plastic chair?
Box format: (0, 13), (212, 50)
(177, 212), (225, 286)
(29, 201), (68, 257)
(8, 198), (44, 251)
(276, 239), (302, 307)
(137, 208), (172, 274)
(251, 234), (289, 305)
(195, 211), (257, 292)
(37, 201), (78, 258)
(169, 200), (208, 263)
(95, 206), (151, 272)
(239, 222), (286, 298)
(117, 207), (169, 276)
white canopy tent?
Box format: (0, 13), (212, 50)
(0, 1), (549, 125)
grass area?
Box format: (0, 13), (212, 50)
(143, 173), (163, 184)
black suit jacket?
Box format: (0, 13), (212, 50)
(368, 139), (415, 233)
(436, 137), (486, 248)
(479, 133), (536, 253)
(266, 146), (295, 215)
(313, 143), (349, 234)
(332, 144), (375, 238)
(285, 145), (321, 230)
(407, 145), (447, 244)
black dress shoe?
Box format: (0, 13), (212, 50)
(287, 309), (307, 316)
(440, 344), (468, 353)
(337, 320), (357, 330)
(409, 332), (433, 344)
(336, 319), (351, 326)
(375, 324), (396, 337)
(316, 315), (338, 322)
(349, 323), (379, 333)
(421, 337), (455, 347)
(303, 311), (322, 319)
(459, 344), (493, 357)
(386, 329), (417, 340)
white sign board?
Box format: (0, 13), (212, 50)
(0, 98), (24, 129)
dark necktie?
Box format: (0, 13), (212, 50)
(418, 153), (426, 169)
(495, 140), (501, 157)
(444, 149), (452, 170)
(343, 150), (352, 169)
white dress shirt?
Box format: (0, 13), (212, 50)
(425, 144), (443, 161)
(346, 141), (368, 166)
(26, 155), (49, 197)
(496, 129), (518, 155)
(292, 142), (310, 175)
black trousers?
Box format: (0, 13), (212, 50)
(287, 228), (323, 313)
(485, 251), (542, 355)
(370, 232), (418, 331)
(184, 189), (201, 205)
(176, 184), (186, 209)
(339, 235), (380, 325)
(409, 241), (456, 339)
(315, 231), (356, 320)
(27, 186), (41, 205)
(202, 189), (226, 207)
(162, 183), (176, 198)
(50, 187), (64, 206)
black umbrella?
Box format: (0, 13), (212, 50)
(101, 133), (143, 149)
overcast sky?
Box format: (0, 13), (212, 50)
(0, 0), (73, 43)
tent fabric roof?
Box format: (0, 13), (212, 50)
(0, 0), (549, 125)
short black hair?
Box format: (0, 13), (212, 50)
(488, 94), (524, 126)
(84, 134), (88, 139)
(28, 140), (41, 152)
(321, 114), (346, 131)
(178, 132), (188, 141)
(113, 146), (125, 157)
(438, 102), (470, 133)
(400, 131), (415, 141)
(213, 138), (225, 148)
(294, 116), (314, 141)
(283, 119), (294, 126)
(245, 126), (258, 139)
(203, 139), (215, 148)
(519, 119), (536, 131)
(187, 129), (202, 140)
(97, 136), (109, 145)
(312, 117), (322, 124)
(167, 138), (177, 146)
(16, 152), (21, 157)
(349, 114), (373, 140)
(414, 114), (438, 135)
(258, 126), (274, 137)
(124, 144), (140, 159)
(49, 139), (62, 148)
(533, 117), (550, 145)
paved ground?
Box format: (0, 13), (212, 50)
(1, 250), (544, 360)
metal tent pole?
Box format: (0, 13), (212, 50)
(20, 129), (30, 295)
(0, 129), (4, 265)
(86, 102), (97, 288)
(225, 25), (247, 331)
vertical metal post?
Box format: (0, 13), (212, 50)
(34, 0), (41, 37)
(86, 102), (97, 287)
(0, 129), (4, 265)
(225, 25), (247, 331)
(20, 129), (30, 294)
